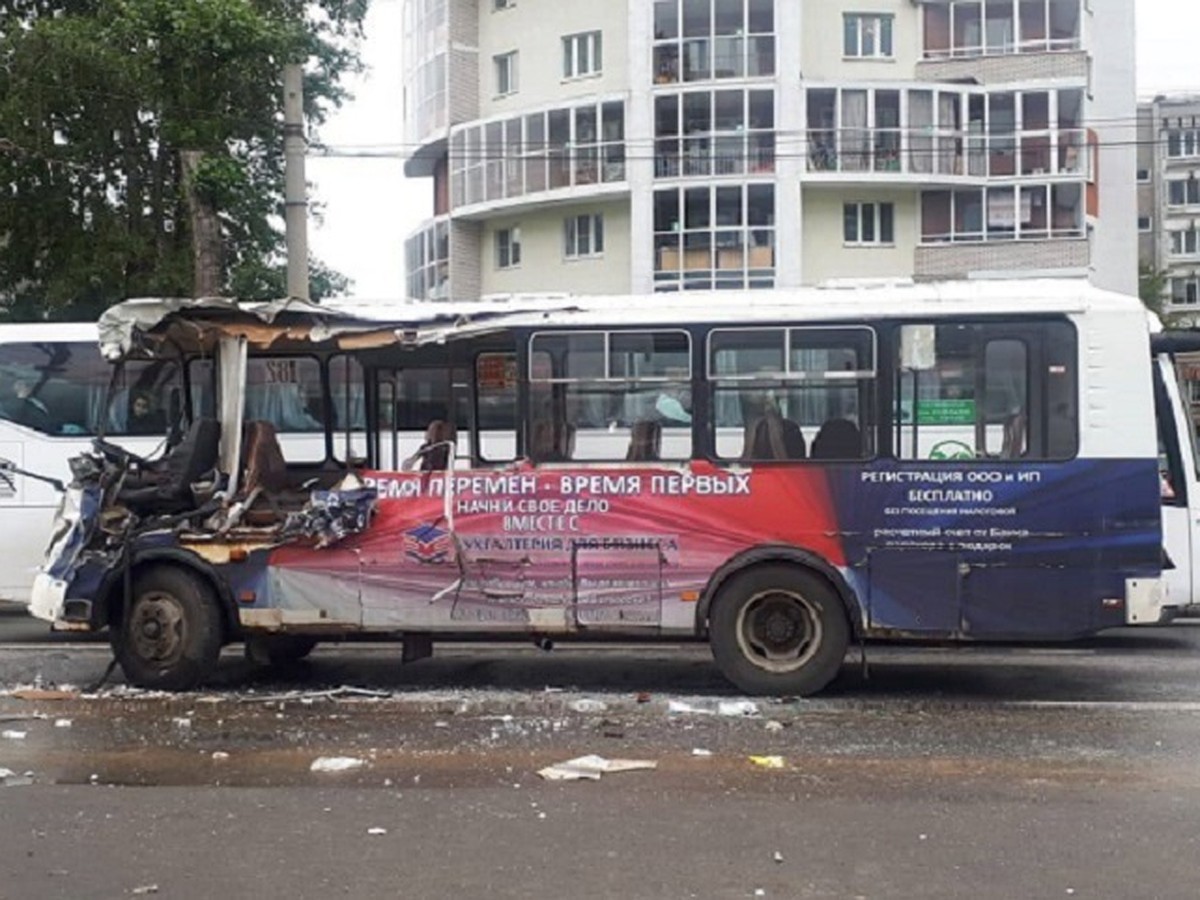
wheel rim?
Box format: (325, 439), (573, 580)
(128, 591), (187, 666)
(735, 588), (822, 673)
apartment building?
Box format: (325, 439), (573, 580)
(1139, 94), (1200, 320)
(402, 0), (1137, 301)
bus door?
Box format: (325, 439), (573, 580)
(1155, 354), (1200, 611)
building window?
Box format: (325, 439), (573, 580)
(493, 0), (515, 10)
(921, 184), (1083, 243)
(1171, 277), (1200, 306)
(653, 183), (775, 292)
(843, 14), (894, 59)
(405, 218), (450, 300)
(563, 31), (602, 79)
(922, 0), (1081, 60)
(451, 100), (626, 209)
(494, 51), (518, 96)
(564, 214), (605, 258)
(1167, 129), (1200, 159)
(1170, 228), (1200, 257)
(496, 227), (522, 269)
(654, 88), (775, 178)
(1167, 179), (1200, 207)
(1138, 215), (1153, 234)
(1137, 167), (1151, 183)
(844, 202), (896, 245)
(652, 0), (776, 84)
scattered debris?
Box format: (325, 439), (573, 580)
(54, 719), (73, 729)
(211, 752), (230, 762)
(8, 688), (78, 702)
(537, 755), (657, 782)
(131, 884), (160, 895)
(635, 692), (651, 704)
(1, 767), (34, 787)
(667, 700), (712, 715)
(311, 756), (367, 773)
(1, 730), (27, 740)
(172, 717), (193, 730)
(773, 851), (784, 864)
(748, 755), (785, 769)
(0, 713), (47, 723)
(764, 720), (785, 732)
(239, 686), (392, 704)
(717, 700), (760, 717)
(366, 827), (388, 836)
(691, 748), (713, 757)
(569, 698), (608, 714)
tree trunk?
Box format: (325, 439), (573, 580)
(179, 149), (223, 297)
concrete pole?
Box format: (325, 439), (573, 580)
(283, 64), (310, 301)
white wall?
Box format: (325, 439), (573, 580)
(800, 0), (921, 82)
(800, 189), (918, 284)
(1087, 0), (1138, 296)
(480, 199), (632, 296)
(477, 0), (629, 119)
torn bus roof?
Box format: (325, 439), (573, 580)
(97, 295), (585, 359)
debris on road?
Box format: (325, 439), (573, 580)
(569, 698), (608, 713)
(131, 884), (160, 895)
(748, 755), (785, 769)
(773, 851), (784, 864)
(764, 720), (785, 732)
(1, 729), (28, 740)
(667, 700), (712, 715)
(239, 686), (393, 704)
(211, 752), (230, 762)
(537, 754), (657, 781)
(7, 688), (78, 702)
(1, 767), (34, 787)
(367, 827), (388, 836)
(691, 748), (713, 757)
(310, 756), (367, 773)
(717, 700), (760, 717)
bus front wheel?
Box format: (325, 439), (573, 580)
(709, 564), (849, 697)
(111, 566), (223, 691)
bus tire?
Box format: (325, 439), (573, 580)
(111, 566), (223, 691)
(245, 635), (319, 667)
(709, 564), (849, 696)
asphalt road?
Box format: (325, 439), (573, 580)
(3, 612), (1200, 898)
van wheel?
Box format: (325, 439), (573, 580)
(111, 566), (223, 691)
(709, 564), (849, 696)
(245, 635), (318, 667)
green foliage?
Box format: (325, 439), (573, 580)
(1139, 263), (1168, 316)
(0, 0), (366, 320)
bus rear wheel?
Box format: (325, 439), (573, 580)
(111, 566), (223, 691)
(709, 564), (849, 696)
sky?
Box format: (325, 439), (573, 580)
(308, 0), (1200, 300)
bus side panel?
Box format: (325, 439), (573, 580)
(828, 458), (1161, 638)
(244, 457), (1160, 641)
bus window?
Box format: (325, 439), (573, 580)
(528, 330), (692, 461)
(708, 327), (874, 461)
(329, 355), (367, 462)
(476, 353), (518, 463)
(894, 322), (1077, 461)
(0, 341), (181, 438)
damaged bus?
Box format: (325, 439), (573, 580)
(15, 281), (1176, 694)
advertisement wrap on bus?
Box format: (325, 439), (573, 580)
(8, 281), (1184, 696)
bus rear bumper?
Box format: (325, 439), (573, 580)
(1124, 576), (1169, 625)
(28, 572), (67, 624)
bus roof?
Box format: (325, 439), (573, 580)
(97, 279), (1143, 358)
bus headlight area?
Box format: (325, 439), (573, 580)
(4, 280), (1188, 696)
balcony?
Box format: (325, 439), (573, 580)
(915, 238), (1088, 280)
(805, 128), (1087, 185)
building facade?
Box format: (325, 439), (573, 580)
(1139, 94), (1200, 319)
(402, 0), (1137, 302)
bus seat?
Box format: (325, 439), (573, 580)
(1001, 412), (1027, 459)
(810, 418), (861, 460)
(626, 420), (662, 461)
(242, 420), (289, 494)
(741, 413), (806, 460)
(418, 419), (455, 471)
(118, 417), (221, 514)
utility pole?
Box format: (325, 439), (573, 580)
(283, 64), (310, 302)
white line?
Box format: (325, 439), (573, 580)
(1008, 700), (1200, 712)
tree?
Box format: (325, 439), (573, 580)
(0, 0), (367, 320)
(1139, 263), (1168, 316)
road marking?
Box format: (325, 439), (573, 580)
(1007, 700), (1200, 712)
